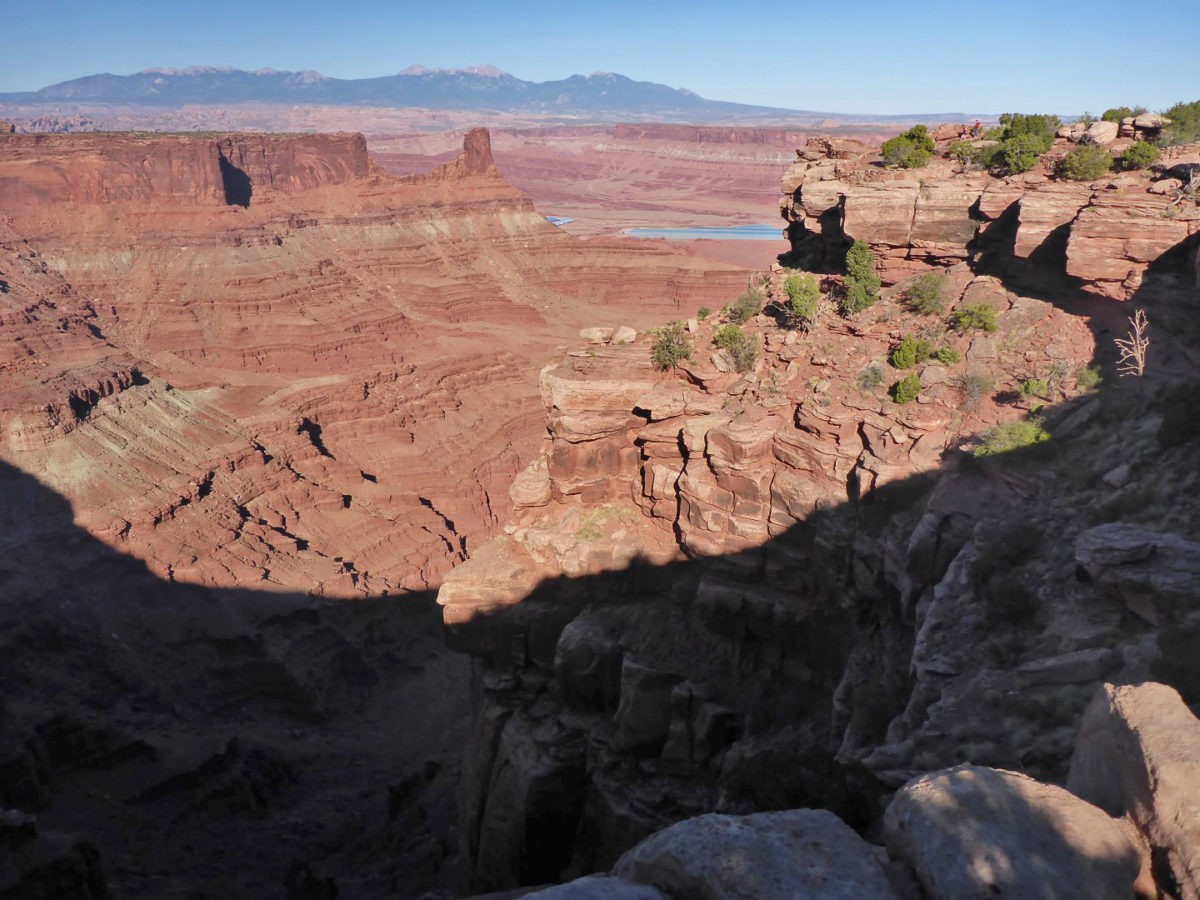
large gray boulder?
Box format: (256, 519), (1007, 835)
(884, 765), (1141, 899)
(524, 875), (667, 898)
(1069, 682), (1200, 898)
(612, 808), (899, 899)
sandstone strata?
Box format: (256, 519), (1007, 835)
(0, 126), (747, 595)
(780, 134), (1200, 299)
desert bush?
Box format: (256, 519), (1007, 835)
(890, 334), (933, 369)
(891, 373), (921, 405)
(650, 321), (692, 370)
(697, 306), (711, 320)
(1017, 377), (1049, 400)
(857, 362), (886, 393)
(988, 114), (1060, 174)
(955, 369), (994, 410)
(1120, 141), (1160, 170)
(1160, 99), (1200, 147)
(905, 272), (948, 315)
(783, 273), (821, 330)
(1059, 143), (1112, 181)
(1102, 106), (1141, 122)
(841, 240), (880, 315)
(949, 141), (981, 169)
(881, 124), (935, 169)
(974, 418), (1050, 456)
(714, 324), (759, 372)
(952, 302), (998, 332)
(935, 346), (961, 365)
(1075, 364), (1103, 393)
(729, 287), (765, 324)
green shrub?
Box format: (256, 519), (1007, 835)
(952, 302), (998, 332)
(935, 346), (961, 365)
(1120, 141), (1160, 170)
(988, 114), (1060, 174)
(841, 240), (880, 315)
(1000, 133), (1047, 174)
(890, 334), (933, 369)
(881, 125), (935, 168)
(1059, 143), (1112, 181)
(650, 321), (692, 370)
(891, 373), (921, 405)
(1102, 106), (1135, 122)
(784, 273), (821, 329)
(955, 369), (994, 410)
(729, 287), (765, 324)
(905, 272), (948, 315)
(974, 418), (1050, 456)
(1017, 377), (1049, 400)
(1075, 364), (1103, 393)
(1161, 99), (1200, 147)
(857, 362), (886, 393)
(697, 306), (711, 320)
(713, 324), (759, 372)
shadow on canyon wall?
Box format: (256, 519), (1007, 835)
(3, 218), (1197, 896)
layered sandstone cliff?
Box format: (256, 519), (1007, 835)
(439, 131), (1200, 892)
(780, 134), (1200, 300)
(0, 127), (749, 595)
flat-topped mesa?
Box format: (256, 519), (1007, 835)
(0, 131), (373, 208)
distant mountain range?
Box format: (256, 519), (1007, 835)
(0, 66), (970, 123)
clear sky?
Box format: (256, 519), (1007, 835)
(2, 0), (1196, 115)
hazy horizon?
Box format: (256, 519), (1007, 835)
(3, 0), (1198, 115)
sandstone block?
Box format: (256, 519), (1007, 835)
(884, 765), (1141, 899)
(612, 326), (638, 345)
(614, 809), (899, 899)
(579, 327), (614, 344)
(1086, 120), (1120, 145)
(1069, 682), (1200, 899)
(613, 659), (683, 754)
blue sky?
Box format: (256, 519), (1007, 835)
(2, 0), (1197, 115)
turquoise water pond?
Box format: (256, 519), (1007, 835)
(623, 223), (783, 240)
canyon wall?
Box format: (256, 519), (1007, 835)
(441, 136), (1200, 892)
(0, 127), (750, 596)
(780, 135), (1200, 300)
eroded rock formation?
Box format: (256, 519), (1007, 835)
(780, 134), (1200, 300)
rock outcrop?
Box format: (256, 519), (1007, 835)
(780, 134), (1200, 299)
(1069, 682), (1200, 897)
(884, 765), (1142, 899)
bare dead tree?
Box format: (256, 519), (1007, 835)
(1115, 309), (1150, 377)
(1167, 165), (1199, 211)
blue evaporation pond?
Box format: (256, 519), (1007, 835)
(623, 223), (783, 240)
(546, 216), (576, 226)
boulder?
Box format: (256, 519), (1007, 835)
(1074, 522), (1200, 614)
(884, 765), (1141, 899)
(524, 875), (667, 898)
(613, 809), (899, 899)
(510, 457), (552, 508)
(612, 326), (638, 345)
(580, 327), (614, 344)
(1086, 120), (1120, 145)
(1133, 113), (1170, 131)
(1068, 682), (1200, 899)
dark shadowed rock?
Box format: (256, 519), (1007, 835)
(524, 874), (667, 898)
(884, 765), (1141, 899)
(612, 809), (899, 899)
(1068, 682), (1200, 899)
